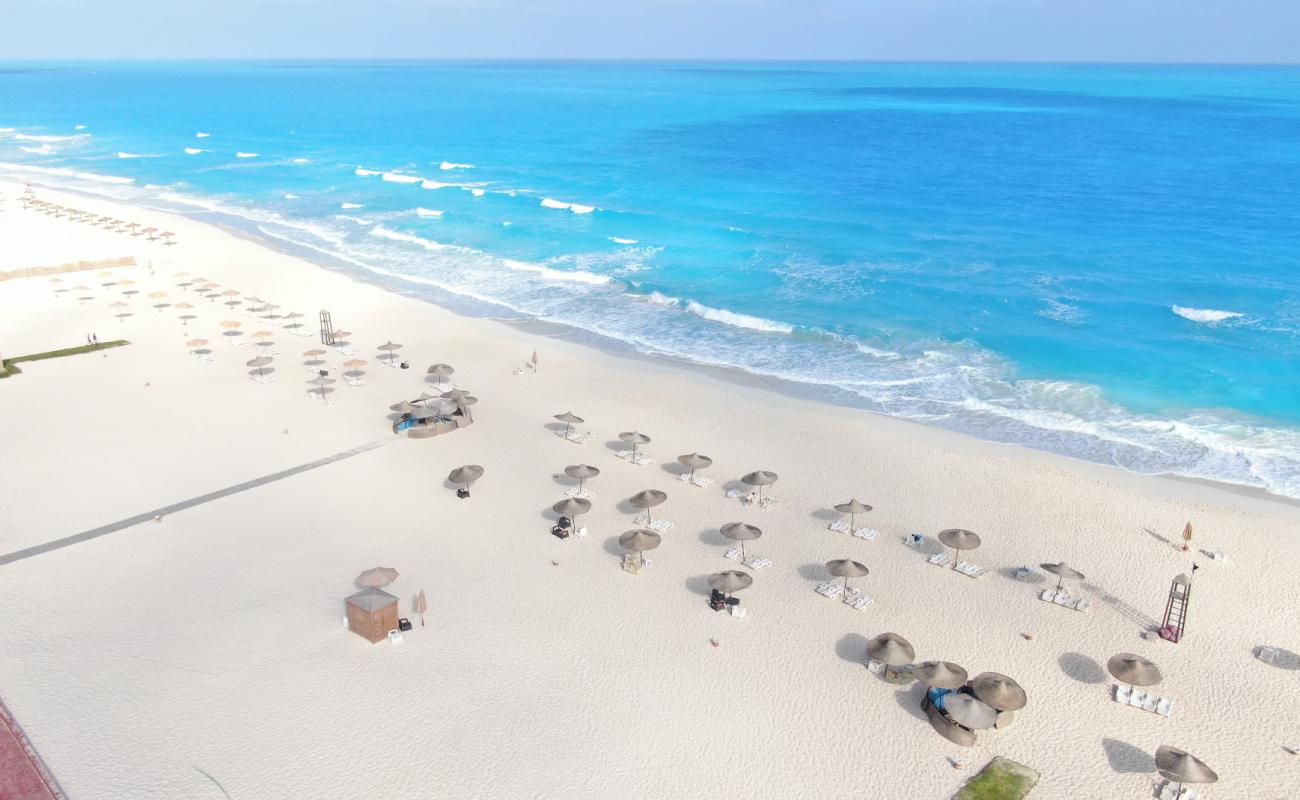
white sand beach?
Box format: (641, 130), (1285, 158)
(1, 179), (1297, 799)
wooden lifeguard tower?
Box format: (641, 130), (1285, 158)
(319, 309), (336, 346)
(1158, 572), (1192, 643)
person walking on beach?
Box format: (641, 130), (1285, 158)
(92, 333), (98, 344)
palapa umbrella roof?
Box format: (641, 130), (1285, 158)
(332, 329), (352, 339)
(944, 694), (998, 730)
(912, 660), (969, 689)
(412, 399), (457, 418)
(825, 559), (869, 579)
(707, 571), (753, 593)
(554, 411), (584, 424)
(251, 330), (274, 338)
(303, 348), (326, 357)
(110, 301), (129, 308)
(938, 528), (981, 551)
(148, 291), (167, 298)
(246, 356), (272, 368)
(308, 376), (336, 387)
(442, 389), (472, 399)
(186, 338), (208, 347)
(741, 470), (779, 486)
(970, 672), (1028, 711)
(390, 401), (417, 414)
(343, 359), (367, 369)
(222, 289), (240, 297)
(1040, 562), (1085, 581)
(619, 529), (662, 552)
(283, 311), (304, 320)
(448, 465), (484, 485)
(552, 497), (592, 516)
(564, 464), (600, 480)
(619, 431), (651, 445)
(355, 566), (399, 588)
(720, 522), (763, 542)
(866, 632), (915, 666)
(1154, 746), (1218, 785)
(677, 453), (713, 470)
(628, 489), (667, 509)
(427, 363), (455, 376)
(1107, 653), (1162, 687)
(220, 320), (242, 328)
(378, 340), (403, 351)
(175, 302), (194, 309)
(834, 499), (873, 515)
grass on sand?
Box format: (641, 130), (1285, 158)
(1, 340), (130, 379)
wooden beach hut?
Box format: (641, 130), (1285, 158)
(345, 587), (399, 643)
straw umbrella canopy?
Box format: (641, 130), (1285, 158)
(552, 498), (591, 529)
(707, 570), (753, 600)
(1107, 653), (1162, 688)
(220, 320), (242, 329)
(564, 464), (600, 492)
(825, 559), (869, 593)
(1154, 746), (1218, 792)
(377, 340), (403, 365)
(970, 672), (1028, 711)
(866, 632), (915, 667)
(185, 338), (208, 354)
(308, 375), (335, 400)
(913, 661), (969, 689)
(412, 399), (457, 419)
(720, 522), (763, 560)
(628, 489), (667, 526)
(427, 363), (455, 386)
(303, 348), (327, 368)
(356, 567), (398, 588)
(1040, 562), (1085, 593)
(251, 330), (274, 339)
(554, 411), (584, 436)
(619, 529), (661, 566)
(390, 400), (417, 415)
(448, 465), (484, 490)
(343, 358), (367, 378)
(937, 529), (981, 570)
(331, 329), (352, 344)
(246, 355), (273, 378)
(677, 453), (713, 479)
(834, 499), (873, 530)
(619, 431), (651, 456)
(741, 470), (779, 501)
(943, 693), (999, 730)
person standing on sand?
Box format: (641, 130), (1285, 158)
(92, 333), (98, 344)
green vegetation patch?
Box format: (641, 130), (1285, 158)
(954, 757), (1040, 800)
(1, 340), (130, 379)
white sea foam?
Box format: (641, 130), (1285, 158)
(291, 158), (310, 164)
(1172, 305), (1243, 324)
(382, 171), (423, 184)
(440, 161), (474, 170)
(501, 259), (610, 285)
(355, 167), (381, 176)
(20, 145), (55, 155)
(184, 148), (205, 155)
(117, 152), (154, 159)
(541, 197), (596, 214)
(0, 162), (135, 185)
(283, 193), (301, 200)
(421, 179), (456, 190)
(333, 214), (373, 226)
(469, 188), (485, 197)
(645, 292), (681, 307)
(415, 208), (444, 217)
(684, 301), (794, 334)
(340, 202), (364, 209)
(369, 224), (452, 251)
(236, 152), (259, 159)
(14, 132), (86, 142)
(610, 237), (639, 245)
(195, 132), (211, 138)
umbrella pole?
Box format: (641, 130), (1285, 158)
(1055, 576), (1064, 592)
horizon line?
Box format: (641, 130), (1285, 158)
(2, 57), (1299, 67)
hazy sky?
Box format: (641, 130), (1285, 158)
(2, 0), (1298, 62)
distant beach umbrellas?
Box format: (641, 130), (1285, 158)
(378, 340), (403, 365)
(1040, 562), (1085, 593)
(707, 570), (753, 599)
(619, 529), (661, 566)
(943, 693), (998, 730)
(618, 431), (650, 456)
(1154, 745), (1218, 794)
(741, 470), (779, 501)
(628, 489), (667, 526)
(1107, 653), (1162, 689)
(564, 464), (600, 492)
(427, 363), (455, 387)
(825, 559), (869, 593)
(866, 632), (915, 669)
(246, 355), (273, 378)
(969, 672), (1028, 711)
(834, 499), (873, 530)
(677, 453), (713, 479)
(937, 528), (981, 570)
(448, 465), (484, 490)
(554, 411), (584, 436)
(720, 522), (763, 560)
(912, 661), (969, 690)
(356, 567), (399, 588)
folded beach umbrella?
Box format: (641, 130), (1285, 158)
(825, 559), (869, 593)
(741, 470), (779, 501)
(937, 529), (981, 570)
(378, 340), (403, 365)
(677, 453), (713, 479)
(707, 570), (753, 597)
(912, 661), (969, 689)
(834, 499), (873, 530)
(554, 411), (584, 436)
(943, 693), (998, 730)
(1154, 746), (1218, 792)
(448, 465), (484, 489)
(629, 489), (667, 526)
(1040, 562), (1085, 593)
(356, 567), (399, 588)
(619, 431), (651, 456)
(720, 522), (763, 560)
(866, 632), (915, 667)
(427, 363), (455, 386)
(564, 464), (600, 492)
(1107, 653), (1162, 688)
(970, 672), (1027, 711)
(619, 529), (661, 566)
(246, 355), (273, 378)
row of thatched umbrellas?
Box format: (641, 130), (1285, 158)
(23, 197), (175, 242)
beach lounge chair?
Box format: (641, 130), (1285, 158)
(724, 546), (743, 561)
(251, 373), (276, 386)
(1258, 646), (1279, 664)
(197, 352), (214, 363)
(758, 496), (779, 510)
(690, 475), (714, 488)
(1114, 684), (1131, 704)
(729, 605), (747, 619)
(725, 488), (741, 499)
(955, 562), (986, 579)
(1129, 689), (1148, 708)
(1159, 782), (1201, 800)
(741, 555), (772, 570)
(631, 453), (656, 466)
(842, 590), (874, 610)
(928, 553), (953, 567)
(1155, 697), (1174, 716)
(828, 520), (850, 533)
(815, 581), (844, 599)
(573, 526), (588, 538)
(614, 450), (632, 460)
(344, 374), (366, 387)
(623, 553), (645, 574)
(852, 527), (880, 541)
(564, 488), (594, 499)
(387, 629), (404, 645)
(648, 519), (674, 533)
(566, 431), (592, 444)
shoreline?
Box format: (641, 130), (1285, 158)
(24, 177), (1300, 523)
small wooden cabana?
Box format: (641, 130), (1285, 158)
(345, 587), (399, 643)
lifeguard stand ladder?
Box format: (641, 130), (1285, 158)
(319, 310), (335, 346)
(1158, 573), (1192, 643)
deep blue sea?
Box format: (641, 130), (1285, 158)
(3, 61), (1299, 496)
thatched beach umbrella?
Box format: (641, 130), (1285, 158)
(834, 499), (873, 530)
(677, 453), (713, 479)
(619, 431), (650, 457)
(246, 355), (273, 378)
(628, 489), (667, 526)
(707, 570), (753, 601)
(741, 470), (779, 502)
(448, 465), (484, 490)
(1040, 562), (1085, 593)
(937, 529), (981, 570)
(554, 411), (583, 436)
(343, 358), (367, 378)
(308, 375), (335, 400)
(970, 672), (1028, 711)
(175, 301), (194, 324)
(866, 632), (915, 669)
(552, 497), (591, 530)
(303, 348), (327, 368)
(913, 661), (969, 689)
(1154, 745), (1218, 794)
(619, 529), (661, 566)
(720, 522), (763, 560)
(390, 400), (417, 415)
(825, 559), (869, 593)
(564, 464), (600, 492)
(185, 338), (208, 354)
(944, 693), (998, 730)
(220, 320), (242, 329)
(378, 340), (403, 365)
(356, 567), (398, 588)
(412, 399), (457, 419)
(1107, 653), (1162, 689)
(427, 363), (455, 387)
(331, 329), (352, 345)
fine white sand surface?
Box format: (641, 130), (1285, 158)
(1, 180), (1297, 799)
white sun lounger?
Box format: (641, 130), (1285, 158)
(566, 431), (592, 444)
(729, 605), (747, 619)
(842, 590), (874, 610)
(648, 519), (674, 533)
(615, 450), (632, 459)
(1115, 684), (1131, 704)
(250, 374), (276, 386)
(197, 353), (214, 363)
(690, 475), (714, 488)
(573, 526), (588, 538)
(631, 453), (656, 466)
(758, 496), (779, 510)
(741, 555), (772, 570)
(1159, 782), (1201, 800)
(928, 553), (953, 567)
(564, 488), (594, 499)
(1040, 589), (1089, 611)
(1115, 684), (1174, 717)
(955, 561), (986, 579)
(723, 546), (743, 561)
(815, 581), (844, 599)
(344, 375), (366, 387)
(852, 528), (880, 541)
(828, 520), (850, 533)
(866, 658), (886, 675)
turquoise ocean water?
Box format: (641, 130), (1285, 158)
(3, 61), (1299, 496)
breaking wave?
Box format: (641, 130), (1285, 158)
(1172, 305), (1243, 324)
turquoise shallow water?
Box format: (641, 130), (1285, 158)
(3, 61), (1299, 496)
